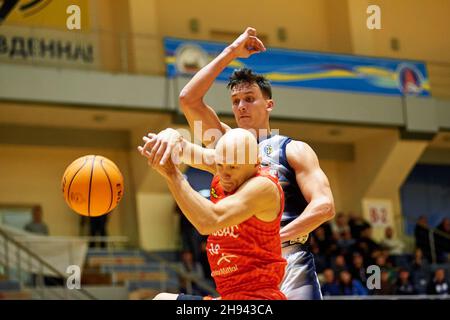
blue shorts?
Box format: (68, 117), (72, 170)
(280, 244), (322, 300)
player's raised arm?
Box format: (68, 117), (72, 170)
(179, 27), (266, 145)
(138, 129), (216, 174)
(280, 141), (336, 243)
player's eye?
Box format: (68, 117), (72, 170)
(232, 99), (239, 106)
(245, 96), (254, 103)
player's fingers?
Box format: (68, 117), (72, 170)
(152, 140), (167, 166)
(142, 136), (156, 154)
(249, 36), (265, 52)
(148, 139), (161, 164)
(160, 142), (175, 165)
(246, 27), (256, 36)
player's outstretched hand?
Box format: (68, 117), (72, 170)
(138, 128), (183, 166)
(228, 27), (266, 59)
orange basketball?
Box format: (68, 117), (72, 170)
(61, 155), (124, 217)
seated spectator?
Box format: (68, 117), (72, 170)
(321, 268), (340, 296)
(411, 248), (430, 294)
(348, 212), (370, 240)
(89, 213), (109, 248)
(355, 226), (380, 263)
(331, 212), (351, 241)
(24, 205), (49, 235)
(336, 230), (356, 256)
(337, 270), (368, 296)
(427, 268), (449, 295)
(373, 270), (395, 295)
(332, 254), (348, 275)
(311, 241), (327, 273)
(380, 226), (405, 256)
(394, 268), (416, 295)
(414, 216), (431, 262)
(312, 225), (337, 256)
(350, 252), (367, 284)
(434, 218), (450, 263)
(178, 250), (205, 296)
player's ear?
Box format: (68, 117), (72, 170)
(266, 99), (274, 112)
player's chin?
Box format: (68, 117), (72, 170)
(236, 119), (254, 130)
(220, 181), (234, 192)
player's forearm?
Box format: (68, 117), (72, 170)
(280, 198), (335, 243)
(179, 46), (237, 105)
(179, 138), (215, 172)
(165, 170), (217, 235)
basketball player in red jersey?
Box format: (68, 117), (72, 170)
(138, 128), (287, 300)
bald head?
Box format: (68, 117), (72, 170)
(214, 129), (260, 192)
(215, 128), (259, 165)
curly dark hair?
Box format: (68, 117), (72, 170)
(227, 68), (272, 99)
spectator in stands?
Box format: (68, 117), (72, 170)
(311, 241), (327, 273)
(350, 252), (367, 284)
(411, 248), (430, 294)
(336, 229), (356, 256)
(414, 216), (431, 262)
(24, 205), (49, 235)
(89, 212), (109, 248)
(373, 270), (395, 295)
(348, 212), (370, 240)
(320, 268), (340, 296)
(394, 268), (416, 295)
(337, 270), (368, 296)
(178, 204), (212, 285)
(332, 254), (348, 275)
(312, 224), (337, 261)
(179, 250), (205, 296)
(427, 268), (449, 295)
(374, 253), (396, 283)
(198, 239), (214, 287)
(331, 212), (351, 241)
(355, 225), (380, 264)
(380, 226), (405, 256)
(434, 218), (450, 263)
(178, 205), (200, 258)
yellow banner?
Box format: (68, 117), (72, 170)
(1, 0), (90, 31)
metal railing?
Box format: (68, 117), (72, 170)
(0, 225), (98, 299)
(144, 250), (217, 297)
(402, 215), (450, 264)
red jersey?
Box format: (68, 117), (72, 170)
(206, 167), (287, 300)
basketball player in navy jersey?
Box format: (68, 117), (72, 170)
(142, 27), (335, 300)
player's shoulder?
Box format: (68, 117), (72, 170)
(242, 174), (280, 196)
(285, 139), (319, 168)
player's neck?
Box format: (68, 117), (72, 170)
(256, 125), (272, 141)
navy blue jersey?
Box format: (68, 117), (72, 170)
(258, 135), (308, 228)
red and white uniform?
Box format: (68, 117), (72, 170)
(206, 167), (287, 300)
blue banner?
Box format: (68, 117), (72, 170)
(164, 37), (430, 97)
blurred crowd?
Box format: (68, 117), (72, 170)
(314, 213), (450, 296)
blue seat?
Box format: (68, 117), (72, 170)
(0, 280), (21, 291)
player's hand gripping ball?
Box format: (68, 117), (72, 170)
(62, 155), (124, 217)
